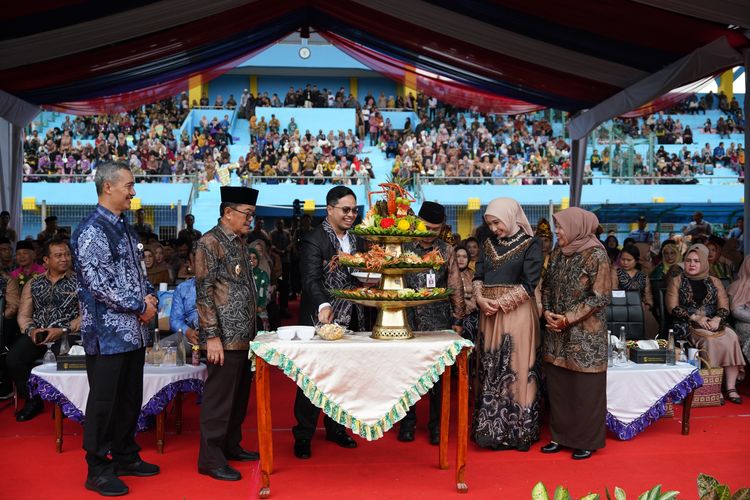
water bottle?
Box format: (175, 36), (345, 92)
(666, 329), (676, 365)
(176, 329), (186, 366)
(151, 328), (163, 366)
(607, 329), (614, 367)
(618, 326), (627, 365)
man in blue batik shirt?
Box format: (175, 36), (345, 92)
(168, 246), (199, 346)
(71, 162), (159, 497)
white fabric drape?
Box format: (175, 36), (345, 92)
(31, 363), (207, 415)
(0, 119), (25, 238)
(632, 0), (750, 28)
(607, 361), (698, 425)
(568, 37), (743, 141)
(252, 330), (472, 440)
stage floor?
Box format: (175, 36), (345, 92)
(2, 301), (748, 498)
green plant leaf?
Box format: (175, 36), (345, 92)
(731, 488), (750, 500)
(648, 485), (662, 500)
(614, 487), (627, 500)
(715, 485), (732, 500)
(554, 485), (571, 500)
(579, 494), (600, 500)
(531, 482), (549, 500)
(658, 491), (679, 500)
(698, 474), (720, 498)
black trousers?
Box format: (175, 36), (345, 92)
(198, 350), (252, 469)
(400, 381), (442, 432)
(83, 348), (145, 477)
(292, 386), (346, 441)
(292, 313), (362, 441)
(6, 335), (71, 400)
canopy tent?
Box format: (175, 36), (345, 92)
(0, 0), (748, 250)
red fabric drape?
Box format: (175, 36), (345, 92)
(42, 49), (268, 115)
(321, 31), (543, 115)
(619, 75), (718, 118)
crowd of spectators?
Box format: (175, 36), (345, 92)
(376, 109), (574, 186)
(21, 85), (745, 188)
(23, 97), (190, 183)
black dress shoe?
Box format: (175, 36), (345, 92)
(572, 449), (594, 460)
(85, 475), (129, 496)
(226, 449), (260, 461)
(397, 428), (415, 442)
(115, 459), (160, 477)
(294, 439), (311, 459)
(198, 465), (242, 481)
(540, 442), (562, 454)
(429, 429), (440, 446)
(15, 397), (43, 422)
(325, 432), (357, 448)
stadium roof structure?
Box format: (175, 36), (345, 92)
(0, 0), (748, 248)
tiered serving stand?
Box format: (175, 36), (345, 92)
(333, 233), (451, 340)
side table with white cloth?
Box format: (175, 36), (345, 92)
(606, 361), (703, 440)
(250, 330), (474, 497)
(28, 363), (207, 453)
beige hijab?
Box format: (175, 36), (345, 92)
(727, 256), (750, 307)
(484, 197), (533, 237)
(684, 243), (710, 280)
(552, 207), (604, 256)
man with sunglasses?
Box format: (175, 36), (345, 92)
(293, 186), (365, 459)
(195, 186), (260, 481)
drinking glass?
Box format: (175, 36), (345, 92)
(677, 340), (688, 363)
(42, 342), (56, 365)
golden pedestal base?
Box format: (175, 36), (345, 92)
(371, 308), (413, 340)
(370, 248), (413, 340)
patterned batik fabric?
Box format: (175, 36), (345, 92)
(541, 246), (612, 373)
(473, 334), (541, 450)
(320, 219), (364, 329)
(26, 272), (79, 330)
(404, 239), (464, 331)
(195, 222), (257, 350)
(72, 205), (155, 355)
(669, 275), (728, 341)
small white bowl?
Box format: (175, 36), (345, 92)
(277, 327), (296, 341)
(296, 326), (316, 340)
(352, 271), (382, 285)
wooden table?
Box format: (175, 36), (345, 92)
(30, 363), (206, 453)
(52, 392), (184, 454)
(254, 347), (471, 497)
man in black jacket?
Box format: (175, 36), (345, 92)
(293, 186), (363, 459)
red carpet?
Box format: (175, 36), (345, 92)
(2, 301), (748, 499)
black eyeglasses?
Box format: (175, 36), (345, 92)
(230, 207), (255, 219)
(329, 205), (358, 215)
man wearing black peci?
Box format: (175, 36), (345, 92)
(293, 186), (364, 459)
(196, 186), (260, 481)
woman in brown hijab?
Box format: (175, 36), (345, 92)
(728, 256), (750, 362)
(472, 198), (543, 451)
(667, 244), (745, 404)
(541, 207), (612, 460)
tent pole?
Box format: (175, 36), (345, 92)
(570, 136), (588, 207)
(744, 49), (749, 256)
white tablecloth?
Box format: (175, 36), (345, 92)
(606, 361), (703, 440)
(251, 330), (473, 441)
(29, 363), (207, 430)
